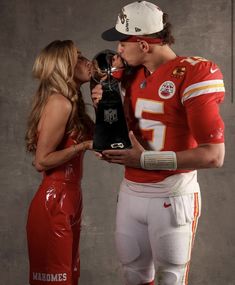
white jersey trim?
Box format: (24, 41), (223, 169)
(181, 79), (225, 104)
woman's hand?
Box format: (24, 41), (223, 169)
(91, 84), (103, 108)
(74, 140), (93, 152)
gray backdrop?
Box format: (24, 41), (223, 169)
(0, 0), (234, 284)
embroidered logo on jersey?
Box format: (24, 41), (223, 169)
(210, 127), (224, 140)
(104, 109), (118, 124)
(158, 81), (176, 99)
(210, 67), (218, 74)
(171, 66), (186, 78)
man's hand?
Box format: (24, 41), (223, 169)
(102, 131), (145, 168)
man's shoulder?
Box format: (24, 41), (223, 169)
(174, 56), (223, 83)
(176, 56), (217, 71)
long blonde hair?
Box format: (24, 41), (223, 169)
(25, 40), (92, 152)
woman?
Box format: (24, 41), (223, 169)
(25, 40), (93, 285)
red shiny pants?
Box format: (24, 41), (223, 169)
(27, 178), (82, 285)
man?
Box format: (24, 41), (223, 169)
(92, 1), (225, 284)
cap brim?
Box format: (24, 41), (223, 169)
(101, 27), (130, 41)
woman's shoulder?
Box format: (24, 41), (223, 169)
(48, 93), (72, 106)
(46, 93), (72, 113)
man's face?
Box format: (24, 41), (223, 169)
(117, 41), (144, 66)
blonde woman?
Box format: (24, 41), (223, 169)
(25, 40), (93, 285)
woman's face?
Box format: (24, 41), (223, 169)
(74, 51), (92, 85)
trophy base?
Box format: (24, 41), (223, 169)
(93, 99), (131, 152)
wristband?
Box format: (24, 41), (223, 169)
(140, 151), (177, 170)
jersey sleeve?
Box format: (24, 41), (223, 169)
(180, 58), (225, 144)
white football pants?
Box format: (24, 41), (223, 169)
(115, 190), (201, 285)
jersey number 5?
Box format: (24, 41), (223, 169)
(135, 98), (166, 150)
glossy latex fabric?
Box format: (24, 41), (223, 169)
(27, 135), (84, 285)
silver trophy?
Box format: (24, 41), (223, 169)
(91, 50), (131, 152)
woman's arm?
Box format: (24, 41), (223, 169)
(34, 94), (91, 172)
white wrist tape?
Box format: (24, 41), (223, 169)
(140, 151), (177, 170)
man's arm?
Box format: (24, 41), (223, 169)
(102, 131), (225, 170)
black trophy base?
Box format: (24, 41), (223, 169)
(93, 98), (131, 152)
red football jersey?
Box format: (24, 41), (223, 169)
(122, 56), (225, 183)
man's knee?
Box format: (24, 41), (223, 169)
(157, 269), (181, 285)
(155, 231), (191, 284)
(123, 266), (155, 285)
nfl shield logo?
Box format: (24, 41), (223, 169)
(158, 81), (176, 99)
(104, 109), (118, 124)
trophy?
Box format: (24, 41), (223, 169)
(91, 50), (131, 152)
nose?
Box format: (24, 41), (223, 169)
(86, 60), (92, 68)
(117, 43), (123, 54)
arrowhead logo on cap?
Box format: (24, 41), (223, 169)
(119, 8), (127, 24)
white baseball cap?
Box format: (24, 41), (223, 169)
(102, 1), (164, 41)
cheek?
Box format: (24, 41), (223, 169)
(75, 66), (90, 82)
(124, 49), (140, 65)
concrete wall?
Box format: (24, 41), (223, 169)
(0, 0), (234, 284)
